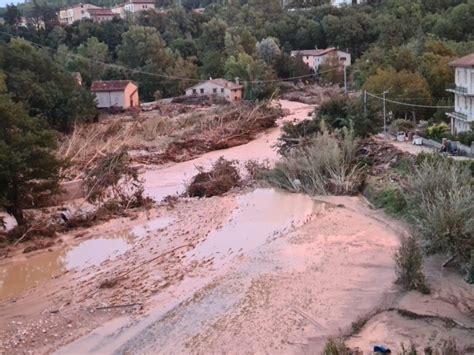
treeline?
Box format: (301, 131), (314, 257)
(1, 0), (473, 104)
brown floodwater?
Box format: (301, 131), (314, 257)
(0, 234), (134, 301)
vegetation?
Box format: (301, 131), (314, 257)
(0, 91), (62, 225)
(265, 126), (363, 195)
(394, 236), (430, 294)
(323, 338), (350, 355)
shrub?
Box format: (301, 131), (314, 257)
(367, 185), (407, 216)
(323, 338), (350, 355)
(426, 123), (449, 140)
(456, 130), (474, 146)
(187, 158), (240, 198)
(264, 128), (364, 195)
(389, 119), (416, 134)
(394, 236), (430, 294)
(405, 155), (474, 265)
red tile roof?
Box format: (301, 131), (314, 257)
(91, 80), (137, 92)
(291, 48), (337, 57)
(449, 53), (474, 68)
(129, 0), (155, 3)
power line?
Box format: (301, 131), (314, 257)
(366, 91), (454, 109)
(0, 30), (338, 84)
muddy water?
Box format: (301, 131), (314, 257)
(189, 189), (314, 267)
(142, 100), (315, 202)
(0, 235), (134, 301)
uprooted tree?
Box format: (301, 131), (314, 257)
(0, 93), (62, 226)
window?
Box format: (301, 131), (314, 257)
(340, 57), (346, 61)
(81, 10), (84, 14)
(221, 88), (224, 93)
(200, 88), (204, 94)
(192, 89), (197, 94)
(213, 88), (217, 93)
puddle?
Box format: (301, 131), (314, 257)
(189, 188), (314, 267)
(0, 235), (134, 301)
(131, 217), (173, 239)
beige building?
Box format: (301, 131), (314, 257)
(186, 79), (243, 102)
(290, 48), (351, 71)
(91, 80), (140, 109)
(59, 3), (100, 25)
(446, 53), (474, 134)
(86, 8), (116, 22)
(124, 0), (155, 14)
(111, 4), (126, 18)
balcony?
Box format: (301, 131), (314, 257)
(446, 84), (468, 95)
(446, 111), (469, 122)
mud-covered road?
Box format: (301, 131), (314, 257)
(1, 100), (472, 354)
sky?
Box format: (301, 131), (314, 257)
(0, 0), (24, 7)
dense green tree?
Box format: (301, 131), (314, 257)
(1, 39), (96, 132)
(256, 37), (281, 64)
(4, 4), (21, 27)
(0, 88), (62, 225)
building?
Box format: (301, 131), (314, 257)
(86, 8), (116, 22)
(290, 48), (351, 71)
(446, 53), (474, 134)
(111, 4), (126, 18)
(185, 79), (243, 102)
(124, 0), (155, 14)
(59, 3), (100, 25)
(91, 80), (140, 109)
(331, 0), (366, 6)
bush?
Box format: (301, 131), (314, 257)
(456, 130), (474, 146)
(394, 236), (430, 294)
(187, 158), (240, 198)
(366, 185), (407, 216)
(426, 123), (449, 140)
(389, 119), (416, 134)
(264, 127), (364, 195)
(405, 155), (474, 265)
(323, 338), (350, 355)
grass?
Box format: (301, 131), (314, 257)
(264, 127), (364, 195)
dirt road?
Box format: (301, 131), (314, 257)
(1, 100), (472, 354)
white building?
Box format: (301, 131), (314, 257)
(91, 80), (140, 109)
(124, 0), (155, 14)
(290, 48), (351, 71)
(59, 3), (100, 25)
(446, 53), (474, 134)
(185, 79), (243, 102)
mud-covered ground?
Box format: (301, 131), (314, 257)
(0, 100), (472, 354)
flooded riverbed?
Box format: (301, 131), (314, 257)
(0, 234), (134, 301)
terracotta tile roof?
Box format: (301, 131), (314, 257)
(291, 48), (337, 57)
(87, 8), (115, 16)
(129, 0), (155, 3)
(188, 78), (243, 91)
(91, 80), (136, 92)
(449, 53), (474, 68)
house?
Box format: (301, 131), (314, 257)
(290, 48), (351, 71)
(91, 80), (139, 109)
(446, 53), (474, 134)
(331, 0), (366, 6)
(111, 4), (126, 18)
(59, 3), (100, 25)
(124, 0), (155, 14)
(185, 79), (243, 102)
(86, 8), (116, 22)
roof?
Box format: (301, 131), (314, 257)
(188, 79), (243, 91)
(449, 53), (474, 68)
(91, 80), (137, 92)
(87, 8), (115, 16)
(128, 0), (155, 3)
(291, 48), (337, 57)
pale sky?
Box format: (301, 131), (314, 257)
(0, 0), (23, 7)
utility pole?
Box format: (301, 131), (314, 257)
(383, 90), (389, 138)
(363, 90), (367, 118)
(343, 65), (347, 95)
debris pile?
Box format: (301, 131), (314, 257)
(356, 137), (412, 175)
(280, 84), (343, 105)
(187, 158), (240, 198)
(147, 101), (284, 163)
